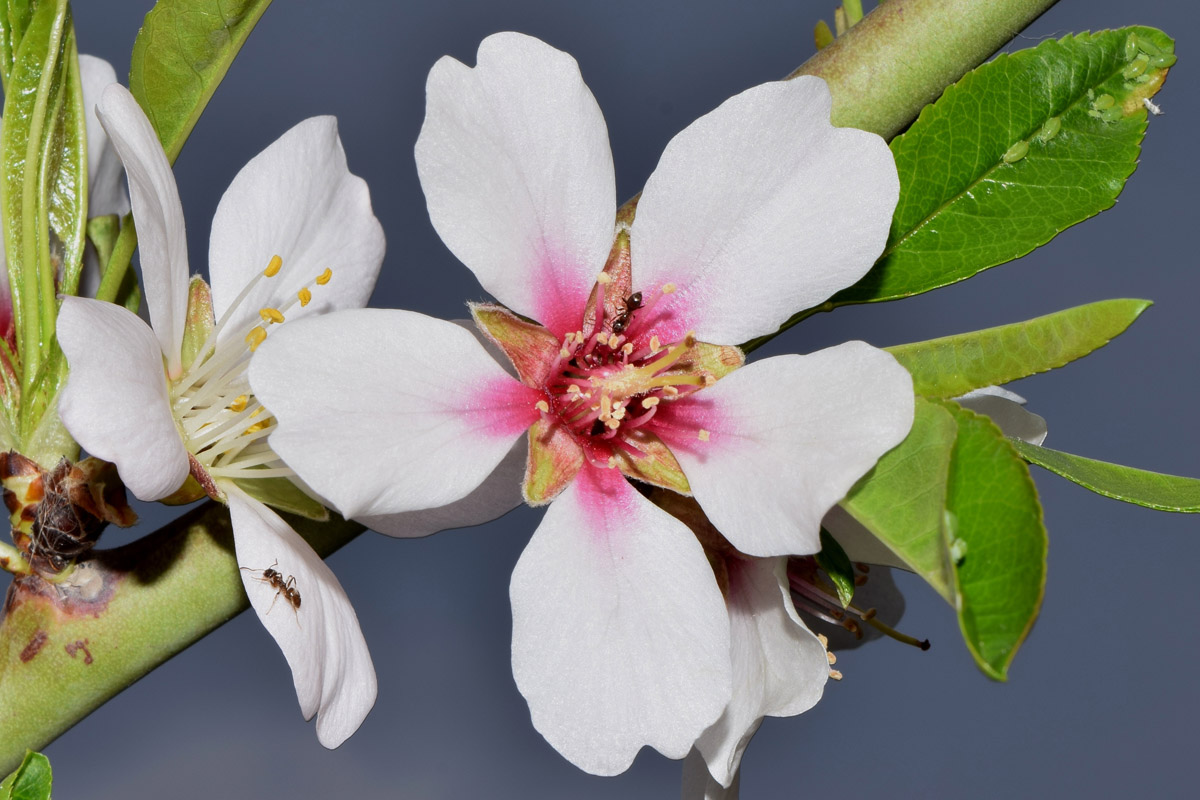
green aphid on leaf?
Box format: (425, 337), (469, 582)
(1124, 32), (1139, 60)
(1093, 93), (1115, 110)
(1002, 140), (1029, 164)
(1035, 116), (1062, 143)
(1123, 53), (1150, 79)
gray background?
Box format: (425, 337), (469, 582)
(19, 1), (1200, 797)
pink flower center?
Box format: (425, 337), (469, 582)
(539, 277), (711, 467)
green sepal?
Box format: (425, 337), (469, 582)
(0, 0), (34, 89)
(181, 275), (215, 372)
(816, 528), (855, 607)
(129, 0), (273, 163)
(838, 27), (1173, 306)
(0, 751), (51, 800)
(84, 214), (120, 290)
(886, 299), (1151, 398)
(941, 401), (1047, 681)
(1011, 439), (1200, 513)
(233, 476), (330, 521)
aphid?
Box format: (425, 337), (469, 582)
(1124, 32), (1139, 61)
(1123, 53), (1150, 79)
(1093, 93), (1115, 110)
(1002, 140), (1029, 164)
(610, 291), (643, 334)
(242, 559), (302, 613)
(1035, 116), (1062, 143)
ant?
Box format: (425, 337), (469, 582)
(610, 291), (642, 335)
(241, 559), (302, 614)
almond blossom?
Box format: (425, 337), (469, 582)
(55, 84), (382, 748)
(250, 32), (913, 774)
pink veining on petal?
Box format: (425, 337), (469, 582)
(473, 375), (545, 440)
(649, 391), (732, 462)
(570, 463), (640, 550)
(530, 249), (596, 340)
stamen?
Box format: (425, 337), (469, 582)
(245, 326), (268, 352)
(315, 268), (333, 285)
(535, 400), (550, 413)
(265, 255), (283, 277)
(229, 395), (249, 413)
(697, 429), (710, 441)
(259, 307), (285, 324)
(297, 288), (312, 307)
(829, 669), (843, 681)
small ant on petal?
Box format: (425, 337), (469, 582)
(241, 559), (302, 614)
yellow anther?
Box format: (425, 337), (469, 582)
(535, 400), (550, 413)
(826, 651), (837, 666)
(596, 272), (612, 285)
(250, 407), (265, 418)
(698, 429), (711, 441)
(649, 335), (662, 353)
(315, 268), (333, 285)
(560, 347), (571, 359)
(244, 417), (273, 434)
(661, 283), (677, 294)
(817, 634), (829, 648)
(611, 404), (627, 421)
(621, 343), (634, 356)
(229, 395), (249, 413)
(297, 287), (313, 307)
(642, 396), (660, 409)
(606, 456), (617, 468)
(245, 326), (268, 352)
(599, 395), (613, 421)
(265, 255), (283, 277)
(605, 418), (621, 429)
(259, 307), (285, 324)
(567, 385), (582, 395)
(663, 386), (679, 397)
(829, 669), (843, 681)
(702, 373), (717, 386)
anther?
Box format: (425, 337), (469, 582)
(245, 326), (268, 352)
(829, 669), (843, 681)
(661, 283), (677, 294)
(826, 651), (837, 666)
(535, 400), (550, 413)
(315, 268), (333, 285)
(297, 288), (312, 307)
(698, 429), (710, 441)
(229, 395), (249, 413)
(642, 396), (660, 409)
(649, 335), (661, 353)
(265, 255), (283, 277)
(259, 307), (285, 324)
(817, 634), (829, 648)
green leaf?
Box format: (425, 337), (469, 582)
(1011, 439), (1200, 512)
(233, 476), (329, 521)
(0, 751), (52, 800)
(886, 298), (1151, 397)
(129, 0), (273, 163)
(0, 0), (34, 89)
(841, 397), (959, 602)
(838, 27), (1172, 305)
(943, 402), (1046, 681)
(816, 528), (856, 607)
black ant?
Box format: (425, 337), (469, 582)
(610, 291), (642, 335)
(241, 559), (302, 614)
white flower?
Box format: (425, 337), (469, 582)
(55, 84), (383, 748)
(250, 32), (912, 773)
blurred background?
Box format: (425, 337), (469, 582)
(22, 0), (1200, 796)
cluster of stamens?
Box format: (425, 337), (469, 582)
(170, 255), (332, 484)
(536, 274), (712, 468)
(787, 556), (931, 658)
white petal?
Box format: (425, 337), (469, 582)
(209, 117), (384, 339)
(510, 465), (732, 775)
(956, 386), (1047, 445)
(95, 84), (188, 376)
(696, 557), (828, 787)
(358, 439), (525, 537)
(682, 749), (741, 800)
(56, 297), (188, 500)
(821, 504), (911, 570)
(227, 490), (376, 749)
(632, 77), (899, 345)
(250, 308), (540, 521)
(655, 342), (914, 557)
(415, 32), (615, 337)
(78, 55), (130, 218)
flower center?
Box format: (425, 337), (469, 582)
(540, 275), (711, 466)
(169, 256), (332, 484)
